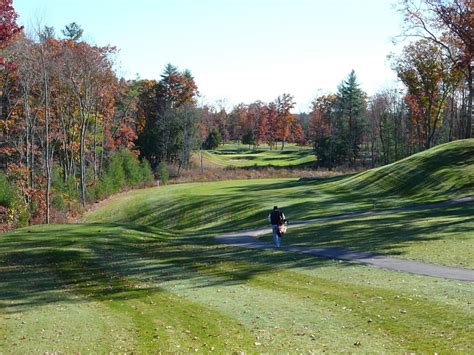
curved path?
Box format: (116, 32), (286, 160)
(216, 196), (474, 282)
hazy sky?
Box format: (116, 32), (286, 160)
(15, 0), (403, 111)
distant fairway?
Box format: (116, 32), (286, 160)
(87, 140), (474, 231)
(1, 139), (473, 353)
(202, 143), (316, 168)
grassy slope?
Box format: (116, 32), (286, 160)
(86, 140), (474, 233)
(1, 139), (473, 352)
(340, 139), (474, 201)
(202, 143), (315, 168)
(1, 224), (472, 353)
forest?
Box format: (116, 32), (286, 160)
(0, 0), (472, 229)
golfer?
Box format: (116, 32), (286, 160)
(268, 206), (285, 248)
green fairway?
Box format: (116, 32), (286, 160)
(85, 140), (474, 233)
(262, 203), (474, 269)
(1, 139), (473, 352)
(1, 223), (473, 353)
(202, 143), (316, 168)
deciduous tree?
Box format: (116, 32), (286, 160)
(393, 40), (462, 148)
(399, 0), (473, 137)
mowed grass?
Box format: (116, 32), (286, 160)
(202, 143), (315, 168)
(262, 203), (474, 268)
(1, 139), (473, 352)
(85, 141), (474, 232)
(340, 139), (474, 201)
(1, 223), (473, 353)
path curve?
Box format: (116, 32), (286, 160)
(216, 196), (474, 282)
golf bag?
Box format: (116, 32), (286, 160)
(278, 220), (288, 236)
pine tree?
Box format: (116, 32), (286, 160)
(337, 70), (367, 164)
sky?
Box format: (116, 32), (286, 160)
(14, 0), (404, 112)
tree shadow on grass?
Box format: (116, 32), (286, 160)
(93, 175), (468, 238)
(284, 204), (474, 258)
(2, 203), (472, 315)
(0, 223), (335, 314)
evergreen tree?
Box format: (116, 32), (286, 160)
(337, 70), (367, 164)
(61, 22), (83, 41)
(203, 129), (222, 150)
(241, 129), (256, 148)
(137, 64), (198, 168)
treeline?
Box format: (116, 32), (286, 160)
(0, 0), (472, 229)
(0, 15), (306, 227)
(307, 63), (469, 168)
(200, 93), (304, 149)
(0, 16), (160, 227)
(305, 0), (473, 168)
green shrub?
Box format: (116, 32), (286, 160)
(241, 129), (256, 147)
(140, 159), (154, 183)
(89, 151), (156, 202)
(52, 168), (79, 201)
(106, 153), (126, 193)
(94, 179), (106, 201)
(157, 162), (169, 184)
(0, 172), (16, 208)
(0, 172), (29, 227)
(86, 184), (98, 203)
(120, 150), (142, 186)
(52, 193), (65, 211)
(203, 129), (222, 150)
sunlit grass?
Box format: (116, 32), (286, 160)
(1, 140), (473, 352)
(261, 204), (474, 268)
(202, 143), (315, 168)
(1, 223), (472, 352)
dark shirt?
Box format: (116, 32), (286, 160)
(269, 210), (284, 225)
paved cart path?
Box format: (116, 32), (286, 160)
(215, 196), (474, 282)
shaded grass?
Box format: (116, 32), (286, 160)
(341, 139), (474, 201)
(1, 140), (474, 352)
(85, 140), (474, 235)
(262, 203), (474, 268)
(1, 223), (473, 352)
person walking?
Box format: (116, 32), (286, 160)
(268, 206), (285, 248)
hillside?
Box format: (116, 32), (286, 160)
(84, 139), (474, 231)
(1, 139), (473, 353)
(340, 139), (474, 201)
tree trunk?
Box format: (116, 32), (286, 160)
(24, 92), (33, 190)
(79, 120), (88, 206)
(467, 62), (473, 138)
(45, 88), (51, 224)
(93, 113), (98, 181)
(41, 49), (51, 225)
(200, 145), (203, 173)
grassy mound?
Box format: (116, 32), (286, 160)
(340, 139), (474, 201)
(85, 140), (474, 232)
